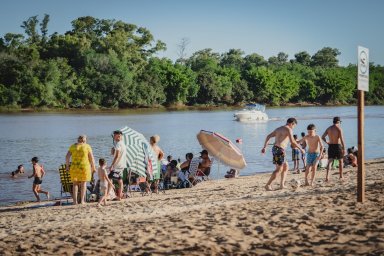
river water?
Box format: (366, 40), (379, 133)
(0, 106), (383, 205)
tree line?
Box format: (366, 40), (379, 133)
(0, 15), (383, 110)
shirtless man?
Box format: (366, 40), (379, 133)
(261, 118), (304, 190)
(198, 150), (212, 177)
(321, 116), (346, 182)
(300, 124), (324, 186)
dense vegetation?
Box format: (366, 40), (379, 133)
(0, 15), (383, 110)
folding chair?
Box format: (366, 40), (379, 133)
(58, 164), (92, 204)
(188, 157), (201, 186)
(58, 164), (72, 205)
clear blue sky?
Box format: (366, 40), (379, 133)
(1, 0), (383, 66)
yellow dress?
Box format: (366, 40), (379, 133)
(68, 143), (93, 182)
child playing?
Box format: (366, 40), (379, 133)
(11, 164), (24, 177)
(28, 157), (49, 202)
(97, 158), (114, 206)
(291, 135), (300, 174)
(300, 124), (324, 186)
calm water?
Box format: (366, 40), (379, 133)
(0, 106), (383, 205)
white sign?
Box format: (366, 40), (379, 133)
(358, 46), (369, 91)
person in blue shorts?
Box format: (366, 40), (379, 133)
(300, 124), (324, 186)
(291, 134), (300, 173)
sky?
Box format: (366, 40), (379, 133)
(0, 0), (383, 66)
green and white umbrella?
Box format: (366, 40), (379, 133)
(118, 126), (159, 178)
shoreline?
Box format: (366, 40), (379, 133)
(1, 102), (380, 114)
(0, 158), (383, 254)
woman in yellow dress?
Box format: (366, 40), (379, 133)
(65, 135), (96, 204)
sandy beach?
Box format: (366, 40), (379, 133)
(0, 159), (383, 255)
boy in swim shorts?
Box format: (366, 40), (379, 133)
(300, 124), (324, 186)
(28, 157), (49, 202)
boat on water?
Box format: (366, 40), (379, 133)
(233, 103), (269, 122)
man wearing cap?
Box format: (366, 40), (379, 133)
(108, 130), (127, 200)
(197, 150), (211, 177)
(321, 116), (346, 182)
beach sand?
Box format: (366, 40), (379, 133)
(0, 159), (383, 255)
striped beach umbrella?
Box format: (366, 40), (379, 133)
(118, 126), (159, 178)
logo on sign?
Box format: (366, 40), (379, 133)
(359, 50), (368, 75)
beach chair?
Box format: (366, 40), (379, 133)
(58, 164), (92, 204)
(58, 164), (72, 205)
(188, 157), (201, 186)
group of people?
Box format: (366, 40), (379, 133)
(12, 129), (213, 205)
(161, 149), (212, 189)
(262, 116), (352, 190)
(11, 157), (50, 202)
(64, 131), (213, 206)
(13, 115), (353, 204)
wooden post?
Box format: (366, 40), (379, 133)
(357, 90), (365, 202)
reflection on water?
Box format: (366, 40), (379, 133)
(0, 106), (383, 205)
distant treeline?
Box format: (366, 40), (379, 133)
(0, 15), (383, 109)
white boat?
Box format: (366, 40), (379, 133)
(234, 104), (269, 122)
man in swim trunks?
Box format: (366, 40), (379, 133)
(321, 116), (346, 182)
(261, 118), (304, 191)
(300, 124), (324, 186)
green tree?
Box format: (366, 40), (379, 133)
(242, 53), (267, 70)
(293, 51), (311, 66)
(311, 47), (340, 68)
(244, 66), (275, 103)
(315, 67), (355, 104)
(366, 64), (384, 104)
(220, 49), (244, 70)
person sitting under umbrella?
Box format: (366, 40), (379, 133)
(197, 150), (212, 178)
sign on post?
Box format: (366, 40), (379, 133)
(358, 46), (369, 91)
(357, 46), (369, 203)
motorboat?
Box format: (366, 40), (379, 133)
(234, 103), (269, 122)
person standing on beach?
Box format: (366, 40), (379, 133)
(28, 157), (49, 202)
(291, 135), (300, 174)
(300, 124), (324, 186)
(97, 158), (114, 206)
(108, 130), (127, 200)
(150, 135), (164, 193)
(66, 135), (96, 205)
(321, 117), (346, 182)
(261, 118), (305, 191)
(300, 132), (307, 171)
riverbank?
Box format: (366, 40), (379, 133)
(0, 158), (383, 255)
(0, 101), (357, 114)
